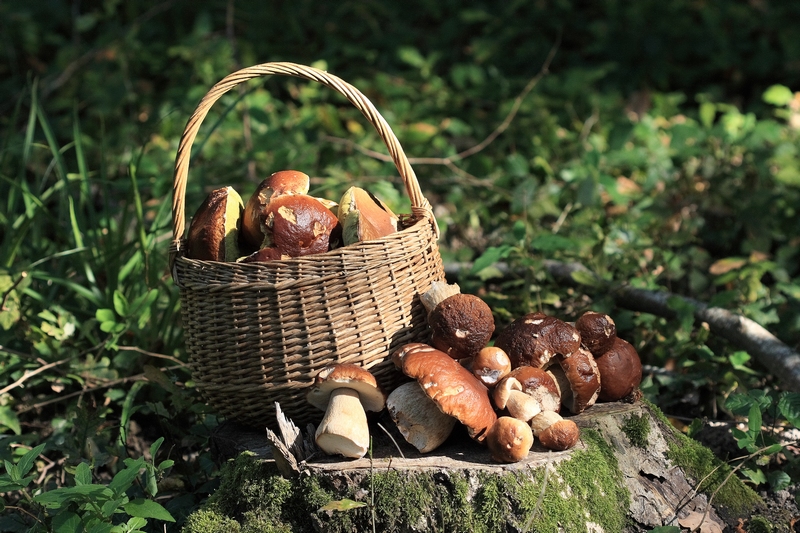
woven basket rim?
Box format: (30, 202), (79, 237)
(170, 61), (439, 273)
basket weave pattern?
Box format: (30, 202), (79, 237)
(170, 63), (445, 428)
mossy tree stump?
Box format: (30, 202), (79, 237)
(185, 401), (777, 532)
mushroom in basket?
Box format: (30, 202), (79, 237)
(306, 364), (386, 459)
(185, 186), (244, 261)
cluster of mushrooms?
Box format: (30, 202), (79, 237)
(185, 170), (399, 262)
(306, 282), (643, 463)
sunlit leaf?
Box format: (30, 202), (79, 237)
(318, 499), (368, 512)
(763, 84), (794, 107)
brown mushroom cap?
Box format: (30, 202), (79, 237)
(429, 293), (495, 360)
(306, 363), (386, 413)
(186, 186), (243, 261)
(241, 170), (310, 249)
(239, 247), (288, 263)
(472, 346), (512, 388)
(494, 312), (581, 369)
(392, 343), (497, 441)
(507, 366), (561, 414)
(486, 416), (534, 463)
(338, 186), (398, 245)
(492, 376), (542, 422)
(595, 337), (643, 402)
(576, 311), (617, 357)
(265, 194), (340, 257)
(547, 347), (601, 414)
(530, 410), (564, 437)
(538, 419), (580, 451)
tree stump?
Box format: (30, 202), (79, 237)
(185, 400), (788, 532)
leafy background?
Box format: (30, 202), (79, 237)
(1, 0), (799, 530)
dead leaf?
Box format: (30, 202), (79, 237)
(708, 257), (747, 275)
(678, 511), (724, 533)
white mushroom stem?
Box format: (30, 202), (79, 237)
(387, 381), (456, 453)
(505, 390), (543, 422)
(314, 388), (369, 459)
(420, 280), (461, 315)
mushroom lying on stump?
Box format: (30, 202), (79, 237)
(486, 416), (534, 463)
(594, 337), (643, 402)
(494, 312), (581, 369)
(471, 346), (512, 388)
(386, 381), (457, 453)
(306, 364), (386, 459)
(546, 346), (602, 415)
(530, 411), (581, 451)
(390, 343), (497, 447)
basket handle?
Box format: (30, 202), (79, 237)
(171, 62), (436, 260)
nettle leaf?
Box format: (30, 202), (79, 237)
(110, 458), (145, 495)
(778, 392), (800, 428)
(51, 510), (81, 533)
(122, 498), (175, 522)
(16, 444), (45, 478)
(318, 499), (368, 512)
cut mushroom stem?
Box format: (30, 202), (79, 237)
(493, 376), (542, 422)
(315, 388), (370, 458)
(387, 381), (457, 453)
(420, 280), (461, 315)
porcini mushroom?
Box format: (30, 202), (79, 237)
(186, 186), (244, 262)
(507, 366), (561, 414)
(530, 411), (580, 451)
(306, 364), (386, 459)
(471, 346), (512, 388)
(486, 416), (534, 463)
(242, 170), (310, 250)
(594, 337), (643, 402)
(575, 311), (617, 357)
(428, 293), (495, 360)
(264, 194), (340, 257)
(494, 312), (581, 369)
(493, 375), (543, 422)
(386, 381), (457, 453)
(546, 346), (601, 414)
(338, 186), (398, 245)
(392, 343), (497, 443)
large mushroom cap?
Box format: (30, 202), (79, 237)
(494, 312), (581, 369)
(393, 343), (497, 441)
(576, 311), (617, 357)
(595, 337), (643, 402)
(429, 293), (495, 360)
(306, 363), (386, 413)
(338, 186), (398, 245)
(266, 194), (340, 257)
(186, 186), (243, 262)
(539, 419), (581, 451)
(241, 170), (310, 249)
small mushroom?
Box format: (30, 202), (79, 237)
(386, 381), (457, 453)
(306, 364), (386, 459)
(594, 337), (643, 402)
(471, 346), (512, 388)
(546, 346), (601, 414)
(507, 366), (561, 414)
(485, 416), (534, 463)
(494, 312), (581, 369)
(493, 376), (543, 422)
(530, 411), (580, 451)
(575, 311), (617, 357)
(428, 293), (495, 360)
(242, 170), (310, 250)
(186, 186), (244, 261)
(392, 343), (497, 443)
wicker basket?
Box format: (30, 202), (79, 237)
(170, 62), (445, 429)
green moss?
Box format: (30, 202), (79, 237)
(747, 516), (772, 533)
(643, 399), (763, 516)
(184, 434), (632, 533)
(621, 412), (650, 448)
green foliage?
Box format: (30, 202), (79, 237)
(0, 1), (798, 529)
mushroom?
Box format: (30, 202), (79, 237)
(485, 416), (534, 463)
(493, 375), (543, 422)
(242, 170), (310, 250)
(386, 381), (457, 453)
(306, 364), (386, 459)
(264, 194), (340, 257)
(185, 186), (244, 261)
(420, 281), (462, 316)
(507, 366), (561, 414)
(240, 247), (289, 263)
(471, 346), (512, 388)
(575, 311), (617, 357)
(530, 411), (581, 451)
(494, 312), (581, 369)
(594, 337), (643, 402)
(338, 186), (398, 245)
(545, 346), (601, 414)
(392, 343), (497, 443)
(427, 293), (495, 360)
